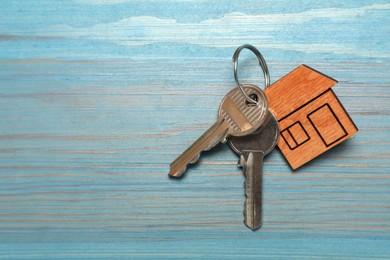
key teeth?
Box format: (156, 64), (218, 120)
(243, 187), (261, 231)
(243, 182), (255, 231)
(169, 122), (229, 178)
(169, 152), (200, 177)
(189, 153), (201, 164)
(203, 142), (215, 152)
(238, 155), (246, 168)
(242, 152), (261, 231)
(204, 131), (228, 151)
(244, 179), (250, 231)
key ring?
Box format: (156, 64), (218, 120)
(232, 44), (270, 105)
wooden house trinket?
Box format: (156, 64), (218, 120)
(265, 65), (358, 169)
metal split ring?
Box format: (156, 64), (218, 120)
(232, 44), (270, 105)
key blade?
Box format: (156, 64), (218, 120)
(169, 119), (229, 178)
(240, 151), (264, 231)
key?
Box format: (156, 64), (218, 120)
(228, 111), (279, 230)
(169, 85), (268, 178)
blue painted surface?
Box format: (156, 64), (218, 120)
(0, 1), (389, 258)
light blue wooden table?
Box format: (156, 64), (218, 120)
(1, 1), (389, 259)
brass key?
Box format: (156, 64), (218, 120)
(169, 85), (268, 178)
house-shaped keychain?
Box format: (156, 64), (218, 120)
(265, 65), (358, 169)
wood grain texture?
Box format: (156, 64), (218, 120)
(0, 1), (389, 259)
(266, 65), (358, 169)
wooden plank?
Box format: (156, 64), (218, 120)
(0, 1), (389, 259)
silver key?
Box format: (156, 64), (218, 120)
(169, 85), (268, 178)
(228, 111), (279, 230)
